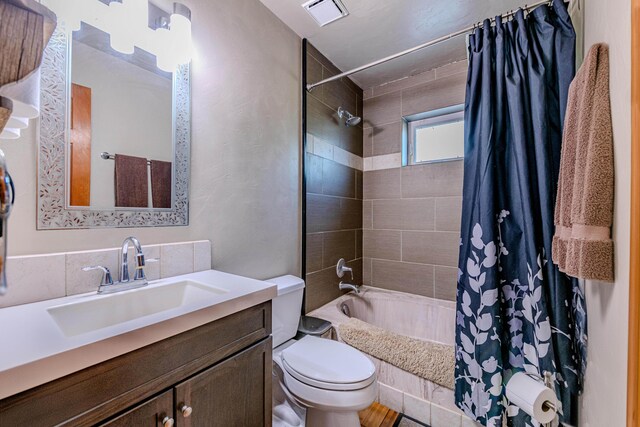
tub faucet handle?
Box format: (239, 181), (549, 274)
(336, 258), (353, 281)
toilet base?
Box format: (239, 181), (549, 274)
(306, 408), (360, 427)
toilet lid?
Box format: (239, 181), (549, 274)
(281, 336), (376, 391)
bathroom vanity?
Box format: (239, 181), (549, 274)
(0, 270), (276, 426)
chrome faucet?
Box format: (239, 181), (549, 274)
(120, 236), (146, 283)
(339, 281), (361, 294)
(336, 258), (360, 294)
(82, 236), (152, 294)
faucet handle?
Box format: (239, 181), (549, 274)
(82, 265), (114, 286)
(336, 258), (354, 281)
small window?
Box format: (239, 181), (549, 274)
(405, 107), (465, 165)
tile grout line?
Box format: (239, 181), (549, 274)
(363, 66), (468, 103)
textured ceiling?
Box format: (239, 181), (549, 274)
(260, 0), (530, 89)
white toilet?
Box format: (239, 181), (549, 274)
(269, 275), (377, 427)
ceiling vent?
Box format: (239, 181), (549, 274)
(302, 0), (349, 27)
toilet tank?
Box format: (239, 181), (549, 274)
(268, 275), (305, 348)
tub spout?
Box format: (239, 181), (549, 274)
(339, 281), (361, 294)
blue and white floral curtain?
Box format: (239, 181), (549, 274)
(455, 1), (587, 426)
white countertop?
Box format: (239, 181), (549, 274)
(0, 269), (276, 400)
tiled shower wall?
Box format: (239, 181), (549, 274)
(304, 43), (364, 313)
(362, 61), (468, 301)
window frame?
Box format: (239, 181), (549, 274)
(405, 106), (465, 166)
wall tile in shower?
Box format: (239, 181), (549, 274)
(322, 160), (357, 198)
(402, 231), (459, 267)
(361, 62), (466, 302)
(363, 91), (402, 128)
(322, 230), (357, 269)
(401, 161), (464, 198)
(305, 153), (323, 195)
(339, 198), (362, 230)
(371, 259), (434, 297)
(305, 42), (363, 313)
(363, 229), (402, 261)
(306, 233), (323, 273)
(401, 73), (467, 117)
(364, 168), (401, 200)
(434, 266), (458, 301)
(434, 60), (468, 79)
(435, 197), (463, 232)
(373, 198), (436, 231)
(371, 121), (403, 156)
(363, 200), (373, 229)
(307, 194), (341, 233)
(372, 69), (436, 98)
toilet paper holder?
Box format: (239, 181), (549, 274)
(525, 371), (557, 426)
(541, 371), (557, 414)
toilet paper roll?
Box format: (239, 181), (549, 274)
(505, 372), (557, 424)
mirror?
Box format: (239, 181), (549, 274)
(69, 26), (173, 210)
(37, 18), (190, 229)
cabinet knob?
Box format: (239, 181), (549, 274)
(162, 416), (175, 427)
(180, 404), (193, 418)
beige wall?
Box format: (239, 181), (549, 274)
(362, 61), (467, 301)
(0, 0), (302, 281)
(579, 0), (631, 425)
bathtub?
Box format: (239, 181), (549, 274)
(309, 286), (463, 418)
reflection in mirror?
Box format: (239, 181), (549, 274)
(68, 25), (173, 210)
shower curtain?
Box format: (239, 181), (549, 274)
(455, 1), (587, 426)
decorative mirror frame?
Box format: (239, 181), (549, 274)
(37, 25), (190, 229)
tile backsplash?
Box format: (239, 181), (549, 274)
(0, 240), (212, 308)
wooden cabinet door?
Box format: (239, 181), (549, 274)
(100, 390), (174, 427)
(174, 338), (272, 427)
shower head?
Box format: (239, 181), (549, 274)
(338, 107), (361, 127)
(346, 115), (362, 127)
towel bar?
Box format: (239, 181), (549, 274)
(101, 151), (152, 166)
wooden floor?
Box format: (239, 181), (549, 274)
(359, 402), (401, 427)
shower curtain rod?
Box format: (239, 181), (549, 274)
(306, 0), (553, 92)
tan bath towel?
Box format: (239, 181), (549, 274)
(338, 318), (455, 390)
(553, 43), (614, 282)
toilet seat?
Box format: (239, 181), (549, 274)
(280, 336), (376, 391)
(282, 367), (377, 412)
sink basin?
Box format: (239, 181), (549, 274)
(47, 280), (228, 337)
